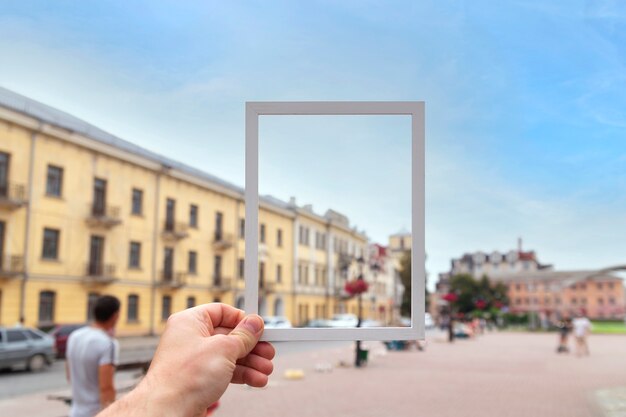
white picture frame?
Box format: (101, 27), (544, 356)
(245, 101), (425, 341)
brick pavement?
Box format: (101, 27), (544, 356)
(217, 332), (626, 417)
(1, 332), (625, 417)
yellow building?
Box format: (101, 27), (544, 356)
(0, 87), (381, 335)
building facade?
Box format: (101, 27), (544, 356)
(436, 241), (625, 321)
(0, 88), (394, 334)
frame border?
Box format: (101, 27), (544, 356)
(245, 101), (425, 341)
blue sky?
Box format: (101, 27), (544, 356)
(1, 0), (625, 285)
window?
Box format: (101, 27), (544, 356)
(214, 255), (222, 285)
(299, 226), (310, 246)
(128, 294), (139, 322)
(38, 291), (55, 323)
(259, 261), (265, 286)
(165, 198), (176, 231)
(596, 283), (603, 290)
(162, 295), (172, 321)
(580, 283), (586, 290)
(572, 297), (577, 305)
(163, 247), (174, 281)
(88, 235), (105, 275)
(25, 330), (44, 340)
(277, 229), (283, 247)
(260, 224), (266, 243)
(186, 296), (196, 309)
(598, 298), (604, 305)
(608, 282), (615, 290)
(238, 258), (244, 280)
(515, 284), (521, 291)
(129, 241), (141, 269)
(215, 212), (223, 240)
(93, 178), (107, 216)
(276, 264), (282, 283)
(190, 205), (198, 228)
(46, 165), (63, 197)
(7, 330), (27, 343)
(188, 251), (197, 274)
(87, 292), (99, 321)
(609, 297), (615, 305)
(131, 188), (143, 215)
(0, 152), (9, 197)
(42, 228), (60, 260)
(239, 218), (245, 239)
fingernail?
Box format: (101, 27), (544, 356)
(242, 316), (263, 334)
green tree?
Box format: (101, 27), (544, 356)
(398, 251), (429, 317)
(448, 274), (509, 315)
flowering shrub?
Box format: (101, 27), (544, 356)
(345, 279), (369, 296)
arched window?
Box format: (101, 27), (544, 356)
(235, 296), (245, 310)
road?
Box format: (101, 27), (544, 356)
(0, 338), (350, 400)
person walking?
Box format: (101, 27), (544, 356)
(66, 295), (120, 417)
(572, 311), (591, 357)
(556, 317), (572, 353)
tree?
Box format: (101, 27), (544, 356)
(448, 274), (509, 315)
(398, 251), (429, 317)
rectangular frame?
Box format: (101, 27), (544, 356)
(245, 101), (425, 341)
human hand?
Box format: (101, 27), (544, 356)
(99, 303), (274, 417)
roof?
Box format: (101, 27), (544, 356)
(0, 87), (366, 235)
(489, 270), (623, 288)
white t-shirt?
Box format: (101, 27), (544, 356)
(572, 317), (591, 338)
(67, 327), (119, 417)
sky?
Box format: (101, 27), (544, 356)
(1, 0), (625, 287)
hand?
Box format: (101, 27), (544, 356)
(99, 303), (274, 417)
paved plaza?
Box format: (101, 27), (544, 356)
(1, 331), (625, 416)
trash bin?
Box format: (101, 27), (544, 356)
(358, 348), (369, 363)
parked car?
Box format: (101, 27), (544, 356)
(399, 314), (435, 329)
(327, 314), (359, 328)
(361, 319), (383, 328)
(262, 316), (292, 329)
(49, 324), (85, 358)
(0, 327), (55, 372)
(305, 319), (331, 328)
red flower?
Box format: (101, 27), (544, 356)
(475, 300), (487, 310)
(442, 293), (458, 303)
(345, 279), (369, 296)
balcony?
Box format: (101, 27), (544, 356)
(212, 232), (234, 251)
(212, 276), (232, 292)
(83, 263), (117, 285)
(159, 270), (186, 289)
(0, 255), (24, 279)
(85, 204), (122, 228)
(0, 183), (27, 210)
(260, 279), (276, 294)
(161, 221), (189, 241)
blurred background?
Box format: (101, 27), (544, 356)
(0, 1), (625, 416)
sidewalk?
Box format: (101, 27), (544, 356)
(1, 332), (625, 417)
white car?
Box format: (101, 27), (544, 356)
(262, 316), (292, 329)
(327, 314), (359, 328)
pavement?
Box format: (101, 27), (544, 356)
(1, 331), (626, 417)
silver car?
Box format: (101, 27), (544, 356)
(0, 327), (55, 372)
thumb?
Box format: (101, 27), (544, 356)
(228, 315), (264, 359)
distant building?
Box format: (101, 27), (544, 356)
(436, 239), (626, 321)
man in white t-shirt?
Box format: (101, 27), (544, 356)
(572, 311), (591, 357)
(66, 295), (120, 417)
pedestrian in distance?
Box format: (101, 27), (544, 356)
(572, 311), (592, 357)
(66, 295), (121, 417)
(555, 317), (572, 353)
(97, 302), (273, 417)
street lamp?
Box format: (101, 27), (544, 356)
(346, 256), (367, 367)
